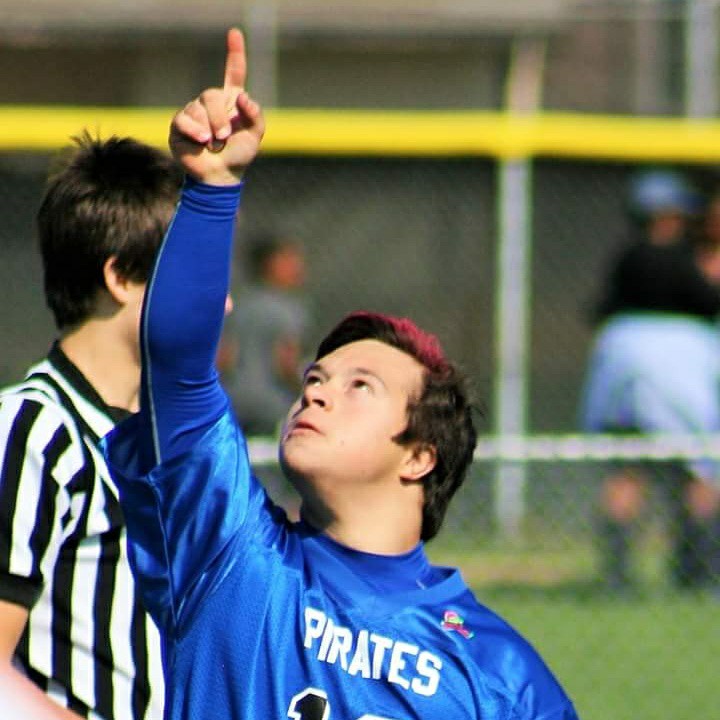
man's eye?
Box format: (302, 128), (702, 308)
(304, 375), (322, 387)
(351, 379), (370, 391)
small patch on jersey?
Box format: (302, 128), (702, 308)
(440, 610), (474, 639)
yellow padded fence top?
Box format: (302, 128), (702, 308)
(3, 105), (720, 163)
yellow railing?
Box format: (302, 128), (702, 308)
(3, 106), (720, 162)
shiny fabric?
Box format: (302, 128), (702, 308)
(105, 410), (578, 720)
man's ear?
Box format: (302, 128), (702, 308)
(102, 257), (132, 305)
(401, 444), (437, 482)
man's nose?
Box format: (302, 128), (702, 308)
(302, 381), (332, 409)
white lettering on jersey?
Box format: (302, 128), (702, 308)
(369, 634), (392, 680)
(347, 629), (371, 678)
(388, 640), (416, 690)
(327, 624), (353, 669)
(302, 607), (443, 697)
(413, 652), (442, 696)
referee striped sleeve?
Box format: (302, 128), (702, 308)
(0, 398), (60, 599)
(0, 362), (163, 720)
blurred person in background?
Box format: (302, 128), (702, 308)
(218, 231), (310, 437)
(580, 168), (720, 595)
(0, 133), (178, 719)
(695, 186), (720, 284)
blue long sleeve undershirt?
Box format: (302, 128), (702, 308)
(137, 177), (243, 472)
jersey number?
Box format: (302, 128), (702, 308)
(288, 688), (398, 720)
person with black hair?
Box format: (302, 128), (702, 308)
(0, 132), (180, 719)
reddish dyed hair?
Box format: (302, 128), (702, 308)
(315, 311), (477, 542)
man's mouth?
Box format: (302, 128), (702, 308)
(289, 419), (319, 435)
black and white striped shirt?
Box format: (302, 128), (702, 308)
(0, 344), (163, 720)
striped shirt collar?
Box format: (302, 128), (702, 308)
(48, 341), (131, 424)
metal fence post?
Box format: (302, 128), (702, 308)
(493, 37), (546, 539)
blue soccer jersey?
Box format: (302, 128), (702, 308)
(104, 180), (579, 720)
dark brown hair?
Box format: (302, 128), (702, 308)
(37, 131), (182, 329)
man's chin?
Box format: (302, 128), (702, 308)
(278, 447), (306, 488)
(279, 448), (323, 495)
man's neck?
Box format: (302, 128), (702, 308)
(59, 321), (140, 412)
(300, 482), (424, 556)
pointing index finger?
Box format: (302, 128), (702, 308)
(223, 27), (247, 94)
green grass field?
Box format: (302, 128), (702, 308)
(430, 542), (720, 720)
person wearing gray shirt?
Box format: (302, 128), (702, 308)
(220, 232), (310, 437)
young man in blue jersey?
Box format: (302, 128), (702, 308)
(104, 28), (580, 720)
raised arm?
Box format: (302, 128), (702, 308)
(137, 28), (265, 470)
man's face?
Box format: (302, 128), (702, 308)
(279, 339), (426, 493)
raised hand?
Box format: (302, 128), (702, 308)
(169, 28), (265, 185)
